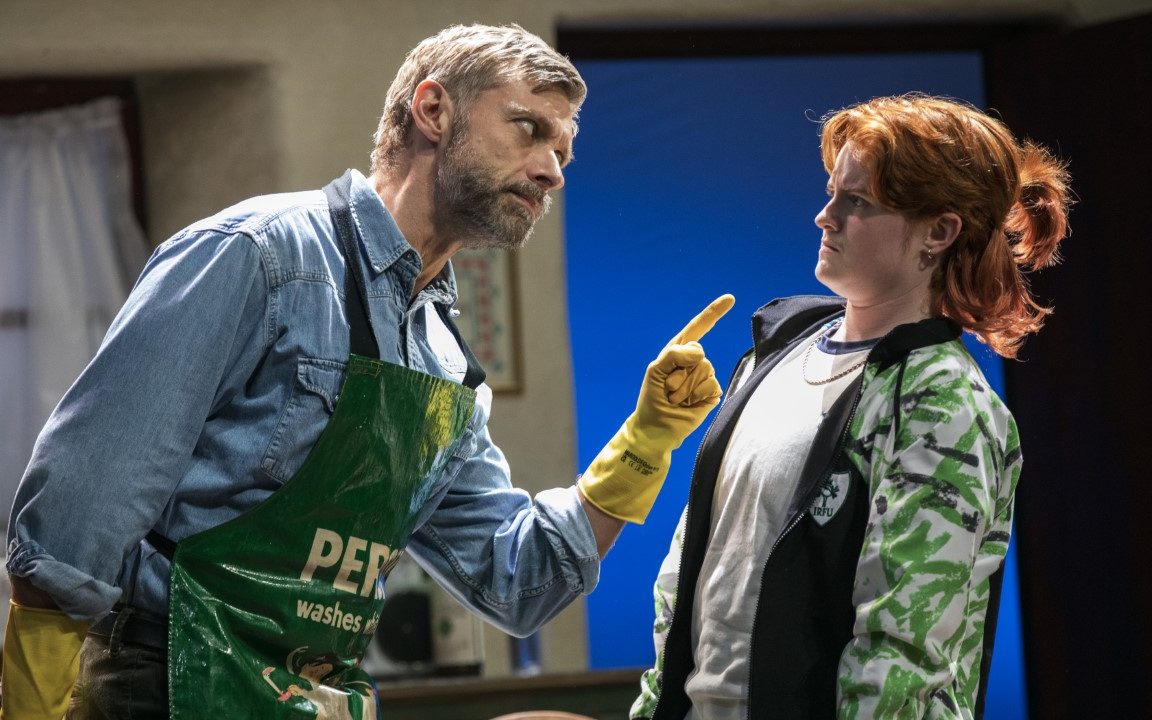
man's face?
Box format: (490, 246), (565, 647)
(435, 80), (576, 249)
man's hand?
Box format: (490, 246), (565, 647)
(10, 575), (60, 610)
(634, 294), (735, 437)
(1, 595), (88, 720)
(578, 295), (735, 524)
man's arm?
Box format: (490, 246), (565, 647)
(407, 297), (734, 637)
(2, 229), (269, 719)
(577, 489), (626, 557)
(6, 228), (269, 620)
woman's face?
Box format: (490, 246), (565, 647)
(813, 142), (929, 307)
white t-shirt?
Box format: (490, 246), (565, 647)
(685, 321), (875, 720)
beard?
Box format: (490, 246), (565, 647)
(435, 127), (552, 250)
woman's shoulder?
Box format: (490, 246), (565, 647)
(906, 339), (993, 389)
(857, 338), (1013, 428)
(898, 339), (1017, 436)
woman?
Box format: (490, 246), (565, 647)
(631, 94), (1071, 720)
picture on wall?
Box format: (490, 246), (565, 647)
(451, 248), (521, 393)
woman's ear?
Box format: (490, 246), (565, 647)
(925, 212), (962, 255)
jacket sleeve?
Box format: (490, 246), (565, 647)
(836, 357), (1021, 719)
(629, 507), (686, 720)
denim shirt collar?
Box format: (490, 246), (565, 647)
(346, 169), (458, 308)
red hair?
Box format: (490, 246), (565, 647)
(820, 94), (1072, 358)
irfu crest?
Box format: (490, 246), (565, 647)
(809, 472), (850, 526)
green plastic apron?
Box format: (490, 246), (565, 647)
(166, 172), (480, 719)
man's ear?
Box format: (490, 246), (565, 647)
(411, 79), (454, 145)
(925, 212), (962, 255)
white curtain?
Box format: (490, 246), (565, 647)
(0, 97), (149, 534)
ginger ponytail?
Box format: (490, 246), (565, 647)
(940, 140), (1073, 358)
(1005, 142), (1072, 271)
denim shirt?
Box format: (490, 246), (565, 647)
(6, 170), (599, 635)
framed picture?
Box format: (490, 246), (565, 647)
(450, 248), (522, 393)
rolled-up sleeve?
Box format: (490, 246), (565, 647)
(6, 229), (269, 620)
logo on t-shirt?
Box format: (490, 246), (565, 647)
(809, 471), (850, 526)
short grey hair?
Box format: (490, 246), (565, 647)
(370, 24), (587, 174)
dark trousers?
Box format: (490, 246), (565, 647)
(68, 610), (168, 719)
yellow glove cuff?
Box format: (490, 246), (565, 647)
(1, 600), (88, 719)
(577, 415), (676, 524)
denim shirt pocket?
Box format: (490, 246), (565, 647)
(260, 356), (346, 483)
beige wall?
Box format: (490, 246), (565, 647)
(3, 0), (1150, 677)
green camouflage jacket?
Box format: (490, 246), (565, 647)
(632, 296), (1020, 720)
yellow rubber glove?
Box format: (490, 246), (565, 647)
(1, 600), (88, 720)
(578, 294), (735, 523)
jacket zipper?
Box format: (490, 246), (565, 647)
(743, 370), (867, 720)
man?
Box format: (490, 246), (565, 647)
(2, 24), (733, 719)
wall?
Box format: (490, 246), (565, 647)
(2, 0), (1150, 678)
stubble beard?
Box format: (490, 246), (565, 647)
(435, 127), (551, 251)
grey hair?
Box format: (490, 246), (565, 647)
(370, 23), (586, 174)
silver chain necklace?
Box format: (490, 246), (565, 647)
(801, 320), (869, 386)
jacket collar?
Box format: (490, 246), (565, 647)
(751, 295), (845, 364)
(751, 295), (962, 369)
(871, 315), (962, 369)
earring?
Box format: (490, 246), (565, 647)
(926, 249), (934, 260)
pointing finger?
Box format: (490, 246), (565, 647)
(671, 294), (735, 345)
